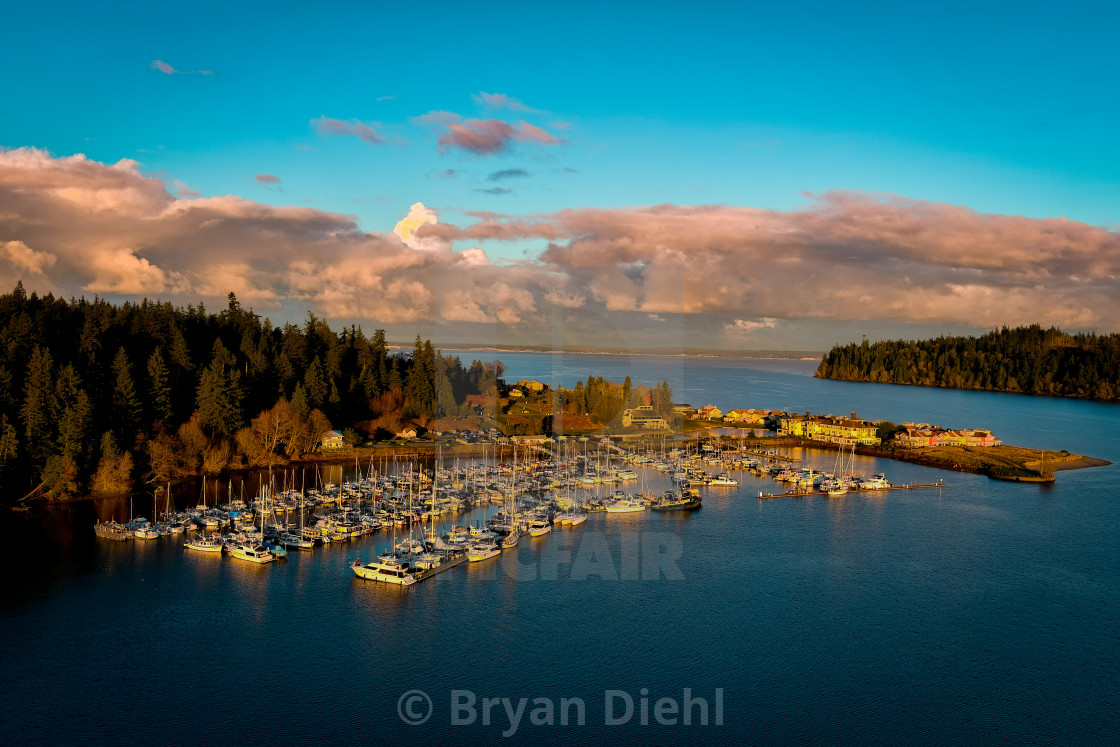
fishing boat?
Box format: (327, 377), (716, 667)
(351, 555), (416, 585)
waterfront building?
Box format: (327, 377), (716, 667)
(622, 405), (669, 429)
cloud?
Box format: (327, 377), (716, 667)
(488, 169), (530, 181)
(429, 169), (458, 179)
(392, 202), (439, 250)
(726, 318), (780, 332)
(425, 116), (565, 155)
(150, 60), (214, 76)
(311, 116), (385, 145)
(2, 148), (1117, 338)
(475, 187), (513, 196)
(472, 92), (541, 113)
(255, 174), (282, 187)
(1, 240), (56, 275)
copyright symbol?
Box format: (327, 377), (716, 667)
(398, 689), (433, 725)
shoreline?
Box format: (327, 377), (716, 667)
(10, 434), (1111, 508)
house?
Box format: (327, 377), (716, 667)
(725, 408), (769, 425)
(508, 388), (524, 399)
(895, 425), (1001, 448)
(395, 427), (418, 440)
(779, 411), (880, 446)
(622, 405), (669, 429)
(695, 405), (723, 420)
(321, 430), (345, 450)
(516, 379), (545, 393)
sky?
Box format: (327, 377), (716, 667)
(1, 0), (1117, 351)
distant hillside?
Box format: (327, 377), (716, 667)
(815, 325), (1120, 401)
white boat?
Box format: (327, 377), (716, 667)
(605, 498), (645, 514)
(528, 519), (552, 537)
(229, 543), (276, 564)
(467, 544), (501, 562)
(859, 473), (891, 490)
(351, 556), (416, 585)
(567, 513), (587, 526)
(184, 535), (224, 553)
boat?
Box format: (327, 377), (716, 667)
(528, 519), (552, 537)
(467, 543), (501, 562)
(228, 542), (276, 564)
(651, 491), (702, 511)
(859, 473), (891, 490)
(184, 535), (225, 553)
(605, 497), (645, 513)
(351, 555), (416, 585)
(93, 521), (132, 541)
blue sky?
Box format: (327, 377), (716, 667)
(1, 1), (1117, 349)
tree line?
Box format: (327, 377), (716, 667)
(815, 325), (1120, 401)
(0, 283), (503, 500)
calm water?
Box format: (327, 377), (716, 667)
(1, 356), (1117, 745)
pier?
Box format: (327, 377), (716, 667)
(412, 551), (469, 582)
(757, 480), (947, 498)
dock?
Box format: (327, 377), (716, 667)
(757, 480), (947, 498)
(412, 551), (469, 582)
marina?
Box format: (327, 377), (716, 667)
(3, 356), (1117, 745)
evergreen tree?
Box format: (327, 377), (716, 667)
(20, 346), (54, 467)
(111, 347), (142, 443)
(147, 347), (173, 425)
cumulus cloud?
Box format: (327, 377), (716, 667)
(1, 240), (56, 275)
(393, 202), (439, 250)
(2, 148), (1117, 339)
(311, 116), (385, 145)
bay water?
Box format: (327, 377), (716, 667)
(1, 356), (1116, 745)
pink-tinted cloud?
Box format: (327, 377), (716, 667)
(311, 116), (385, 145)
(433, 118), (566, 155)
(472, 92), (540, 113)
(2, 148), (1117, 338)
(151, 60), (214, 76)
(255, 174), (282, 186)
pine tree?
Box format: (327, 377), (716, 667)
(20, 346), (54, 467)
(112, 347), (142, 443)
(147, 347), (173, 425)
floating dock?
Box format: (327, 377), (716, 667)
(757, 480), (947, 498)
(412, 551), (469, 582)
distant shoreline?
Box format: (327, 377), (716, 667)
(387, 345), (822, 360)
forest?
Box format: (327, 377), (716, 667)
(815, 325), (1120, 401)
(0, 283), (507, 501)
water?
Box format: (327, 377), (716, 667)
(1, 356), (1117, 745)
